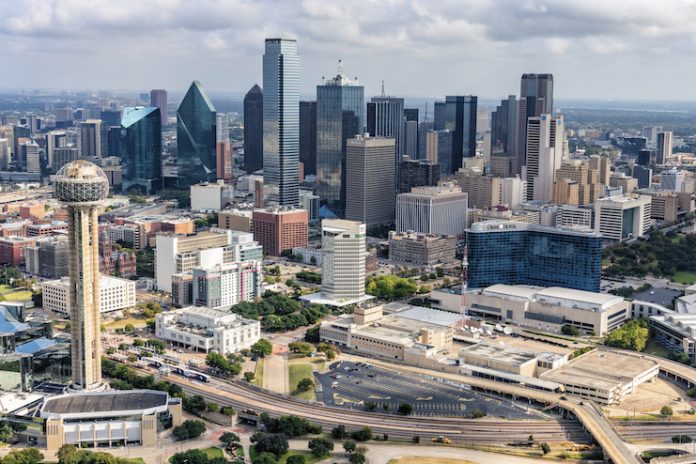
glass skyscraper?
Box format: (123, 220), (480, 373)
(316, 62), (363, 217)
(263, 38), (300, 206)
(467, 221), (601, 292)
(120, 106), (162, 194)
(176, 81), (217, 188)
(300, 101), (317, 175)
(444, 95), (477, 173)
(244, 84), (263, 173)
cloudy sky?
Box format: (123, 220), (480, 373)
(1, 0), (695, 101)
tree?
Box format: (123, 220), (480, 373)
(343, 440), (357, 454)
(124, 323), (135, 333)
(170, 450), (209, 464)
(308, 437), (334, 458)
(244, 371), (256, 382)
(540, 443), (551, 455)
(351, 426), (372, 442)
(220, 406), (235, 416)
(2, 448), (44, 464)
(183, 395), (206, 413)
(398, 403), (413, 415)
(331, 424), (347, 439)
(172, 420), (206, 440)
(251, 433), (289, 459)
(661, 405), (674, 418)
(349, 453), (366, 464)
(220, 431), (240, 450)
(251, 339), (273, 357)
(297, 377), (315, 392)
(288, 341), (314, 355)
(207, 402), (219, 413)
(285, 456), (305, 464)
(0, 422), (13, 442)
(412, 435), (420, 443)
(672, 435), (693, 443)
(561, 325), (580, 336)
(57, 445), (78, 464)
(252, 452), (277, 464)
(470, 408), (487, 418)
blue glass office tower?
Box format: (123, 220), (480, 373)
(467, 221), (601, 292)
(316, 62), (363, 217)
(120, 106), (162, 194)
(444, 96), (477, 173)
(176, 81), (217, 188)
(263, 38), (300, 206)
(244, 84), (263, 173)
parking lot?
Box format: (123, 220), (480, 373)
(315, 361), (540, 419)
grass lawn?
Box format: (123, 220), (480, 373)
(202, 447), (224, 459)
(254, 358), (265, 387)
(644, 339), (672, 359)
(288, 362), (315, 401)
(129, 459), (146, 464)
(0, 284), (12, 293)
(672, 271), (696, 284)
(388, 459), (477, 464)
(104, 317), (147, 330)
(3, 290), (32, 301)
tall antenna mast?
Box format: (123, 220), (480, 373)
(338, 59), (344, 76)
(381, 80), (385, 97)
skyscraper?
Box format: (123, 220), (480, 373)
(366, 96), (404, 185)
(299, 101), (317, 175)
(120, 106), (162, 194)
(54, 160), (110, 391)
(433, 101), (446, 130)
(525, 114), (564, 202)
(176, 81), (217, 188)
(320, 219), (366, 301)
(345, 135), (396, 227)
(657, 131), (673, 165)
(404, 108), (419, 159)
(445, 95), (477, 172)
(316, 60), (363, 216)
(263, 38), (300, 207)
(490, 95), (517, 154)
(150, 89), (168, 127)
(243, 84), (263, 173)
(78, 119), (107, 159)
(517, 73), (553, 174)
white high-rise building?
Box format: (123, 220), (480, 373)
(594, 194), (652, 242)
(42, 275), (136, 314)
(525, 114), (564, 202)
(395, 183), (468, 236)
(660, 167), (685, 192)
(499, 176), (526, 208)
(657, 131), (673, 165)
(321, 219), (366, 301)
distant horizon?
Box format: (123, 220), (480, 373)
(2, 1), (696, 101)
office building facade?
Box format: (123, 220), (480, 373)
(316, 63), (363, 216)
(594, 194), (652, 242)
(399, 158), (440, 193)
(252, 207), (308, 256)
(263, 38), (300, 206)
(192, 260), (262, 310)
(517, 73), (553, 174)
(367, 96), (404, 185)
(445, 96), (477, 171)
(176, 81), (217, 187)
(657, 131), (673, 165)
(467, 221), (601, 292)
(150, 89), (168, 127)
(345, 136), (396, 227)
(243, 84), (263, 173)
(299, 100), (317, 175)
(525, 114), (564, 202)
(120, 106), (162, 194)
(321, 219), (366, 301)
(395, 183), (468, 237)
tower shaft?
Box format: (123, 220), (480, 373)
(68, 205), (102, 390)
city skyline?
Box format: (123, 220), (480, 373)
(2, 0), (696, 101)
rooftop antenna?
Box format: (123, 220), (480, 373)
(338, 59), (343, 76)
(381, 80), (385, 97)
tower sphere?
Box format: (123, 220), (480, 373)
(54, 160), (110, 205)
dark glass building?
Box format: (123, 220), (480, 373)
(120, 106), (162, 194)
(316, 65), (363, 216)
(517, 73), (553, 174)
(243, 84), (264, 173)
(100, 109), (121, 127)
(107, 126), (121, 156)
(176, 81), (217, 188)
(399, 158), (440, 193)
(467, 221), (601, 292)
(299, 101), (317, 175)
(445, 95), (477, 172)
(433, 101), (446, 131)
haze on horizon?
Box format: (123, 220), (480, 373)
(1, 0), (695, 101)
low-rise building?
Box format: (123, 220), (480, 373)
(155, 307), (260, 354)
(433, 284), (629, 336)
(192, 260), (262, 310)
(650, 314), (696, 362)
(42, 276), (136, 314)
(388, 231), (457, 266)
(191, 181), (234, 212)
(218, 209), (253, 232)
(539, 350), (658, 404)
(0, 236), (35, 266)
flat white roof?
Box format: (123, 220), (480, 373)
(482, 284), (541, 300)
(536, 287), (623, 307)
